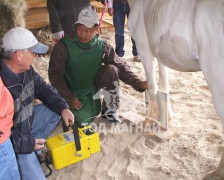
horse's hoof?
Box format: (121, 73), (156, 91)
(202, 170), (221, 180)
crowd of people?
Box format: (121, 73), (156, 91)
(0, 1), (146, 179)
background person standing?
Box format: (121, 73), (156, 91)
(47, 0), (92, 41)
(108, 0), (140, 60)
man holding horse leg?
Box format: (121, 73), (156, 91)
(49, 9), (147, 128)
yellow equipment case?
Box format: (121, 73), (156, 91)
(46, 124), (100, 170)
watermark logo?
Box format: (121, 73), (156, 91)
(93, 81), (120, 120)
(90, 81), (161, 136)
(90, 121), (161, 136)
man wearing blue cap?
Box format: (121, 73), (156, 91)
(0, 27), (75, 179)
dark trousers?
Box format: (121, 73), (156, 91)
(96, 65), (120, 114)
(113, 0), (138, 57)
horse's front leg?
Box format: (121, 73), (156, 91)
(157, 61), (172, 121)
(140, 55), (159, 119)
(127, 0), (165, 121)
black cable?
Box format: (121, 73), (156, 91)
(39, 151), (53, 178)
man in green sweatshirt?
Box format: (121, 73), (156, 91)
(48, 9), (147, 127)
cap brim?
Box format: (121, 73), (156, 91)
(29, 42), (49, 54)
(75, 19), (97, 28)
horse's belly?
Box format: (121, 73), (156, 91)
(143, 0), (200, 72)
(154, 34), (200, 72)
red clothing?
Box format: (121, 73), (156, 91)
(0, 77), (14, 144)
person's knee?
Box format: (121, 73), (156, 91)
(105, 65), (119, 78)
(96, 65), (119, 89)
(106, 64), (118, 71)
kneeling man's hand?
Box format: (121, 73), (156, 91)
(140, 81), (148, 90)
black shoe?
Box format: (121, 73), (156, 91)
(101, 112), (123, 123)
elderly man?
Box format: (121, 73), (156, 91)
(49, 9), (147, 127)
(0, 27), (74, 180)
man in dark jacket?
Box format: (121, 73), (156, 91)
(47, 0), (92, 40)
(47, 0), (113, 41)
(0, 27), (74, 180)
(49, 9), (147, 127)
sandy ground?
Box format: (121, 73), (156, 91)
(33, 31), (224, 180)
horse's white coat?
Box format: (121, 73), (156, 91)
(127, 0), (224, 179)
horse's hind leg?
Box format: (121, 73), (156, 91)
(200, 54), (224, 180)
(203, 153), (224, 180)
(200, 57), (224, 180)
(201, 70), (224, 179)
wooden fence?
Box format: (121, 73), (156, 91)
(24, 0), (114, 32)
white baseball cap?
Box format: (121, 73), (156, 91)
(2, 27), (49, 54)
(75, 9), (99, 28)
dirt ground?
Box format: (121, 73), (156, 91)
(33, 30), (224, 180)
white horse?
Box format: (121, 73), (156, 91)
(127, 0), (224, 179)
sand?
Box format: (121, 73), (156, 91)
(33, 31), (224, 180)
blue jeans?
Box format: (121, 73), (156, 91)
(113, 1), (138, 57)
(0, 138), (20, 180)
(16, 104), (60, 180)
